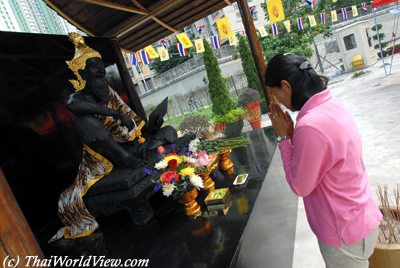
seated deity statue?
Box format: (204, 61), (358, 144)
(50, 33), (177, 242)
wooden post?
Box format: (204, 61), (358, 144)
(0, 169), (44, 266)
(236, 0), (271, 105)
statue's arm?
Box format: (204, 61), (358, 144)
(67, 93), (135, 130)
(66, 93), (119, 117)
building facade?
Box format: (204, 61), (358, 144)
(0, 0), (20, 32)
(0, 0), (76, 34)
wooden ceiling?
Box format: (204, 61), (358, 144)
(44, 0), (235, 52)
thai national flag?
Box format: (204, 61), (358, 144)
(342, 8), (348, 20)
(362, 3), (368, 13)
(161, 38), (168, 48)
(320, 12), (326, 25)
(130, 53), (137, 66)
(197, 25), (205, 34)
(139, 50), (150, 65)
(176, 43), (186, 56)
(271, 23), (279, 36)
(305, 0), (315, 10)
(211, 35), (221, 49)
(250, 6), (256, 16)
(297, 17), (304, 30)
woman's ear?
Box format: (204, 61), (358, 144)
(281, 80), (292, 93)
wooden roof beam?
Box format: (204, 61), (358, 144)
(118, 0), (219, 47)
(114, 0), (184, 38)
(223, 0), (232, 5)
(130, 0), (177, 33)
(77, 0), (147, 15)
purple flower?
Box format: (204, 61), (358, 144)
(179, 147), (187, 155)
(153, 183), (161, 192)
(144, 167), (155, 175)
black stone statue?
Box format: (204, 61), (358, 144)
(50, 33), (179, 242)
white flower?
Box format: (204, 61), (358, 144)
(190, 175), (204, 189)
(187, 157), (197, 165)
(162, 183), (176, 197)
(154, 160), (168, 170)
(189, 138), (200, 153)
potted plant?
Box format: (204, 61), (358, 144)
(369, 185), (400, 267)
(238, 88), (262, 129)
(213, 107), (245, 138)
(179, 114), (212, 139)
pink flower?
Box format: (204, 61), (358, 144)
(157, 146), (165, 154)
(194, 151), (209, 166)
(161, 171), (179, 184)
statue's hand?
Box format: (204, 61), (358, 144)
(114, 111), (135, 131)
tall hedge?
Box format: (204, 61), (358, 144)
(238, 35), (262, 94)
(203, 39), (233, 115)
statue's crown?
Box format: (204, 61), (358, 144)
(66, 32), (102, 91)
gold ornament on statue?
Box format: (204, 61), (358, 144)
(66, 32), (102, 91)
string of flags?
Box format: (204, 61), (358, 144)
(125, 1), (371, 66)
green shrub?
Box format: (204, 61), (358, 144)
(213, 107), (245, 124)
(203, 39), (233, 116)
(238, 88), (261, 107)
(179, 114), (211, 134)
(374, 42), (389, 49)
(237, 35), (262, 93)
(371, 24), (383, 31)
(372, 33), (385, 40)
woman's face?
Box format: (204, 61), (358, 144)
(267, 80), (293, 111)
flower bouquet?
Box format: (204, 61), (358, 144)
(145, 145), (204, 217)
(147, 145), (204, 197)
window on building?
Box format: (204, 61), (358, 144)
(343, 34), (357, 50)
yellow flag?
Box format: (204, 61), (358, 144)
(352, 5), (359, 17)
(176, 33), (193, 48)
(228, 35), (237, 45)
(157, 46), (169, 61)
(216, 17), (234, 39)
(140, 63), (149, 74)
(284, 20), (291, 32)
(145, 45), (159, 59)
(194, 39), (205, 53)
(266, 0), (285, 23)
(331, 10), (338, 22)
(257, 26), (268, 37)
(308, 15), (317, 27)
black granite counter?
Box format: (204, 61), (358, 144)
(41, 127), (298, 268)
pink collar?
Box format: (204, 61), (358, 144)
(297, 89), (332, 121)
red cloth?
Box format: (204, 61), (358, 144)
(371, 0), (397, 8)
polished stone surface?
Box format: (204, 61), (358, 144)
(40, 127), (299, 267)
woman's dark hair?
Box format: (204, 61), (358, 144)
(265, 53), (329, 111)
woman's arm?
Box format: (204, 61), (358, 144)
(279, 126), (332, 197)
